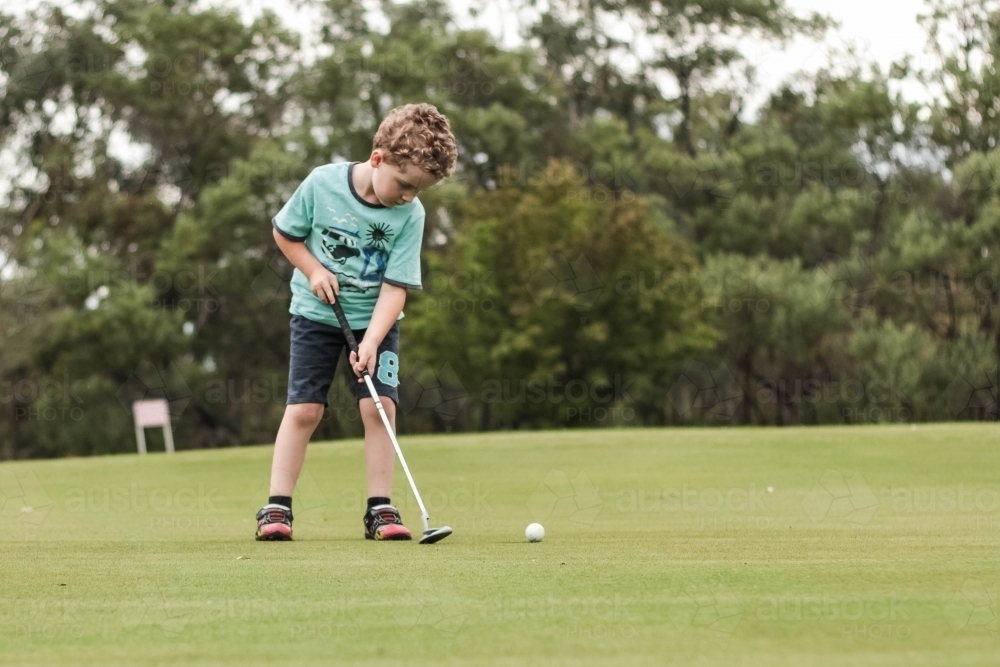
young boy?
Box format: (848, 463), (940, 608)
(255, 103), (458, 541)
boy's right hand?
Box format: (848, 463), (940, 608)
(308, 266), (341, 304)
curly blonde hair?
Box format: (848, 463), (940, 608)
(372, 103), (458, 180)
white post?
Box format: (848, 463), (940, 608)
(132, 399), (174, 455)
(163, 421), (175, 454)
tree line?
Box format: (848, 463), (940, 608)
(0, 0), (997, 458)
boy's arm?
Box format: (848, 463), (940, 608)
(350, 283), (406, 377)
(272, 227), (340, 304)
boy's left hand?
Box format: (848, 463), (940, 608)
(350, 341), (378, 380)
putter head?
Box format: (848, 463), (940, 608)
(419, 526), (453, 544)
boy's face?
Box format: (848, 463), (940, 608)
(370, 149), (441, 207)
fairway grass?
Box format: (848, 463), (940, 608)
(1, 424), (998, 666)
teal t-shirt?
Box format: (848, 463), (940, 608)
(272, 161), (425, 329)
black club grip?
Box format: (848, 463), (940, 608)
(330, 299), (370, 378)
(330, 299), (359, 354)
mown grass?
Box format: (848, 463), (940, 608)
(1, 424), (997, 666)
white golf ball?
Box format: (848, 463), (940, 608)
(525, 523), (545, 542)
(767, 486), (774, 494)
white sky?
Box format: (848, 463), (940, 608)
(288, 0), (938, 110)
(441, 0), (936, 110)
(750, 0), (933, 106)
(5, 0), (938, 106)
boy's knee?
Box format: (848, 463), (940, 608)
(360, 399), (380, 423)
(286, 403), (324, 428)
(360, 398), (394, 423)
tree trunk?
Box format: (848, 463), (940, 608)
(675, 66), (696, 157)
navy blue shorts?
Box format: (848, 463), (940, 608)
(287, 315), (401, 407)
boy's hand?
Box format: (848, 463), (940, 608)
(349, 341), (379, 379)
(308, 266), (340, 304)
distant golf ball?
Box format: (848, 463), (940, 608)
(767, 486), (774, 493)
(525, 523), (545, 542)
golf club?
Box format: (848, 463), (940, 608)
(329, 298), (453, 545)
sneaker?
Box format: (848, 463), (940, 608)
(255, 503), (293, 541)
(364, 504), (412, 541)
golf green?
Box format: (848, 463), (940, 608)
(1, 424), (997, 665)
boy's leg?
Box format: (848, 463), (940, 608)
(271, 315), (345, 497)
(353, 321), (402, 498)
(353, 322), (409, 540)
(257, 315), (344, 540)
(269, 403), (325, 496)
(360, 396), (410, 541)
(360, 397), (395, 498)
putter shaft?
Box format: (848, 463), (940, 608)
(329, 299), (432, 534)
(360, 372), (431, 533)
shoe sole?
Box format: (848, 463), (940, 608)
(256, 524), (293, 541)
(366, 527), (412, 541)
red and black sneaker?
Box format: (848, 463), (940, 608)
(255, 503), (293, 541)
(364, 504), (412, 541)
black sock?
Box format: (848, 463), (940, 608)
(269, 495), (292, 511)
(367, 496), (390, 509)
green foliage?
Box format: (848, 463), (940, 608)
(0, 0), (997, 458)
(406, 160), (715, 430)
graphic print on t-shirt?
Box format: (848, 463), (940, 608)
(271, 161), (424, 329)
(317, 206), (394, 293)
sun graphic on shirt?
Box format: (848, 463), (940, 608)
(366, 222), (393, 250)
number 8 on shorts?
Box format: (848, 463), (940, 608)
(377, 350), (399, 387)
